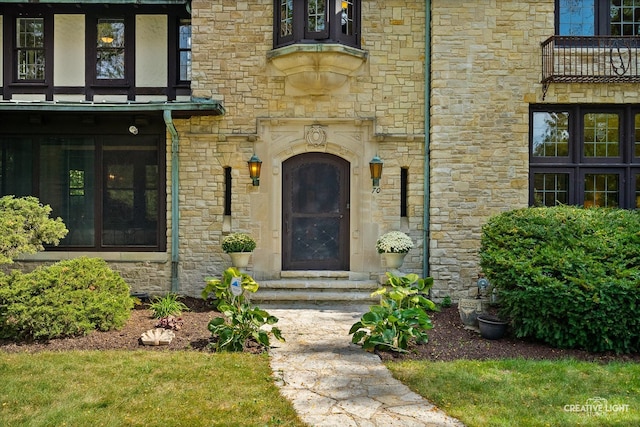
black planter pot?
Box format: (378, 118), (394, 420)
(478, 314), (508, 340)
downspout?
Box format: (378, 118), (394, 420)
(423, 0), (431, 279)
(163, 109), (180, 293)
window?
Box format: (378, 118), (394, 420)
(96, 18), (125, 80)
(530, 105), (640, 209)
(16, 17), (45, 81)
(0, 114), (166, 251)
(274, 0), (360, 49)
(558, 0), (640, 36)
(178, 19), (192, 82)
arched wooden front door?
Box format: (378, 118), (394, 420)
(282, 153), (350, 270)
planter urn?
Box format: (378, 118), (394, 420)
(478, 314), (508, 340)
(228, 252), (252, 268)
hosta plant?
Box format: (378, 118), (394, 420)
(350, 272), (437, 353)
(202, 268), (284, 352)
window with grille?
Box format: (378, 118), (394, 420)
(16, 18), (45, 81)
(273, 0), (360, 49)
(530, 105), (640, 208)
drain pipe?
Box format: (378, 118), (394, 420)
(163, 109), (180, 293)
(423, 0), (432, 279)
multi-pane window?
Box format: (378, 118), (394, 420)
(96, 18), (125, 80)
(558, 0), (640, 36)
(530, 105), (640, 209)
(16, 18), (45, 80)
(0, 116), (165, 251)
(274, 0), (360, 49)
(178, 19), (192, 82)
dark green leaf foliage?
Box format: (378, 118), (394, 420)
(480, 206), (640, 353)
(350, 272), (437, 353)
(149, 293), (189, 318)
(0, 257), (133, 340)
(202, 268), (284, 352)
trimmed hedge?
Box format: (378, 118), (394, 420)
(479, 206), (640, 353)
(0, 257), (133, 340)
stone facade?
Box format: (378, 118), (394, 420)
(5, 1), (635, 301)
(171, 0), (429, 296)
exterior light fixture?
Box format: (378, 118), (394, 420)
(248, 154), (262, 186)
(369, 155), (383, 190)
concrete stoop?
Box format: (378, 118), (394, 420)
(252, 270), (380, 304)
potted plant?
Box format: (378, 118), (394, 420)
(376, 231), (414, 270)
(221, 232), (256, 268)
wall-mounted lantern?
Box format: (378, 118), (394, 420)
(248, 154), (262, 186)
(369, 155), (383, 190)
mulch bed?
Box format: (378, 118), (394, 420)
(1, 298), (638, 364)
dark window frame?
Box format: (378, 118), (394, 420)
(86, 12), (135, 100)
(0, 112), (167, 252)
(556, 0), (640, 36)
(273, 0), (361, 49)
(530, 104), (640, 209)
(2, 10), (54, 99)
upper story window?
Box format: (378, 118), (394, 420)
(558, 0), (640, 36)
(16, 17), (45, 81)
(96, 18), (125, 80)
(274, 0), (360, 49)
(178, 19), (192, 82)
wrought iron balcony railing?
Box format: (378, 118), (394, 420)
(541, 36), (640, 96)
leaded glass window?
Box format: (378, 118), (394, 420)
(16, 18), (45, 80)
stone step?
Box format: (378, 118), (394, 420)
(252, 272), (379, 304)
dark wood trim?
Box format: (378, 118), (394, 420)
(273, 0), (361, 49)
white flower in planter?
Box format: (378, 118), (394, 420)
(376, 231), (413, 254)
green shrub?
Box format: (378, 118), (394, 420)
(0, 257), (134, 340)
(0, 195), (68, 264)
(350, 272), (437, 353)
(480, 206), (640, 353)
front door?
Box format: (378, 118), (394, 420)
(282, 153), (350, 270)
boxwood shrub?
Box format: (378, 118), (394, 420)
(479, 206), (640, 354)
(0, 257), (134, 340)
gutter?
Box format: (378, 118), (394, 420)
(163, 110), (180, 293)
(423, 0), (431, 279)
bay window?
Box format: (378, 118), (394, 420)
(274, 0), (360, 49)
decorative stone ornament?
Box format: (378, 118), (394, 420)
(305, 125), (327, 147)
(141, 328), (175, 346)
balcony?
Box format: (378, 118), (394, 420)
(541, 36), (640, 97)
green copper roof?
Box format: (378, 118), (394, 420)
(0, 1), (187, 4)
(0, 98), (224, 117)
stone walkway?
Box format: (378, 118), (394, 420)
(265, 304), (465, 427)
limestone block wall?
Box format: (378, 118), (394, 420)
(429, 0), (553, 299)
(174, 1), (429, 296)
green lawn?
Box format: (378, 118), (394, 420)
(0, 351), (306, 427)
(386, 358), (640, 427)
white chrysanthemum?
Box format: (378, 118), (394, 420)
(376, 231), (413, 254)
